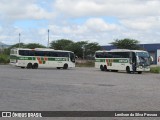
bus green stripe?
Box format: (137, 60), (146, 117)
(17, 57), (68, 61)
(10, 55), (17, 59)
(48, 58), (68, 61)
(95, 59), (105, 62)
(18, 57), (33, 60)
(95, 59), (129, 63)
(113, 59), (128, 63)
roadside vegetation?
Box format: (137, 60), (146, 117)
(76, 60), (94, 67)
(0, 54), (10, 64)
(150, 66), (160, 73)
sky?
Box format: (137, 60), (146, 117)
(0, 0), (160, 46)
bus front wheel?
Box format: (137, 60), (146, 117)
(138, 71), (142, 74)
(63, 63), (68, 69)
(126, 66), (131, 73)
(27, 63), (32, 69)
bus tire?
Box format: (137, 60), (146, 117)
(27, 63), (32, 69)
(21, 67), (25, 69)
(138, 71), (142, 74)
(100, 65), (104, 71)
(57, 67), (61, 69)
(112, 70), (118, 72)
(104, 65), (108, 71)
(63, 63), (68, 69)
(126, 66), (131, 73)
(32, 63), (38, 69)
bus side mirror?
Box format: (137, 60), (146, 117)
(150, 56), (153, 62)
(150, 56), (153, 64)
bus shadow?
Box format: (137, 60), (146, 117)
(99, 70), (148, 75)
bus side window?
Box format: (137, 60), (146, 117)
(45, 51), (50, 56)
(107, 53), (113, 58)
(50, 52), (58, 57)
(64, 52), (69, 57)
(29, 51), (34, 56)
(35, 51), (44, 56)
(95, 53), (100, 58)
(19, 50), (24, 56)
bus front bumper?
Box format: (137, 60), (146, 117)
(136, 66), (150, 72)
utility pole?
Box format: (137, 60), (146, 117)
(82, 45), (85, 60)
(19, 33), (21, 48)
(48, 29), (49, 48)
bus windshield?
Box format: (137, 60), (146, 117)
(70, 53), (75, 63)
(136, 52), (150, 66)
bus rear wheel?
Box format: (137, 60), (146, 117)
(112, 70), (118, 72)
(32, 63), (38, 69)
(27, 63), (32, 69)
(104, 65), (108, 71)
(63, 63), (68, 69)
(100, 65), (104, 71)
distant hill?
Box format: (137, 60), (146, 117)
(0, 42), (11, 48)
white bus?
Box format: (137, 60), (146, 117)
(10, 48), (75, 69)
(95, 49), (151, 74)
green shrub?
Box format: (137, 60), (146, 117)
(76, 60), (94, 67)
(0, 54), (10, 64)
(150, 67), (160, 73)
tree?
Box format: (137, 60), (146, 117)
(9, 43), (25, 49)
(67, 41), (88, 58)
(3, 43), (46, 55)
(50, 39), (101, 59)
(110, 38), (140, 50)
(50, 39), (74, 50)
(85, 42), (101, 58)
(3, 43), (25, 55)
(25, 43), (46, 49)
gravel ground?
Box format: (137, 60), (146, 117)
(0, 65), (160, 120)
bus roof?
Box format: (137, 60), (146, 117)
(11, 48), (74, 53)
(96, 49), (147, 53)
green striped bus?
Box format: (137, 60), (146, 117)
(95, 49), (151, 74)
(10, 48), (75, 69)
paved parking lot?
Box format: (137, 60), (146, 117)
(0, 65), (160, 119)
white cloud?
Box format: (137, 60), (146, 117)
(0, 0), (54, 22)
(85, 18), (117, 32)
(49, 18), (117, 34)
(120, 17), (160, 30)
(46, 18), (120, 45)
(1, 0), (160, 45)
(54, 0), (160, 18)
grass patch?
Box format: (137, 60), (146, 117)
(76, 60), (94, 67)
(0, 54), (10, 64)
(150, 67), (160, 73)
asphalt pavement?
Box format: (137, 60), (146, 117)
(0, 65), (160, 120)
